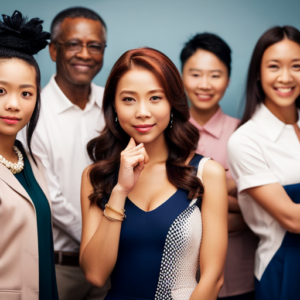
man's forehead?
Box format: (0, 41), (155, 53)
(59, 17), (106, 40)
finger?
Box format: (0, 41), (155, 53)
(124, 143), (144, 154)
(135, 160), (145, 173)
(124, 137), (136, 151)
(143, 147), (150, 164)
(125, 146), (146, 157)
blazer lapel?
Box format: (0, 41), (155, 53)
(0, 163), (33, 206)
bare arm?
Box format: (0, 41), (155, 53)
(228, 213), (247, 232)
(247, 183), (300, 233)
(190, 160), (228, 300)
(80, 138), (148, 287)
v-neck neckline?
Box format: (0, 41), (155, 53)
(127, 188), (180, 213)
(126, 153), (200, 214)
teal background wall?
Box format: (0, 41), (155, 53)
(2, 0), (300, 118)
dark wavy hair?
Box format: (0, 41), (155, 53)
(241, 25), (300, 126)
(87, 47), (203, 209)
(0, 10), (50, 163)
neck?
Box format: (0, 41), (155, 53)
(55, 74), (91, 110)
(264, 99), (298, 124)
(143, 134), (169, 165)
(0, 133), (18, 163)
(190, 104), (220, 127)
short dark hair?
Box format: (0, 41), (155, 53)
(51, 7), (107, 41)
(180, 33), (232, 77)
(240, 25), (300, 126)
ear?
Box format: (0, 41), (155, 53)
(226, 78), (231, 88)
(49, 42), (58, 62)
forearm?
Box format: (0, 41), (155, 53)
(80, 186), (126, 286)
(228, 212), (247, 232)
(190, 274), (223, 300)
(228, 195), (241, 213)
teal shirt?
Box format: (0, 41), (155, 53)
(14, 142), (59, 300)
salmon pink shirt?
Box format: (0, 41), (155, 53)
(190, 107), (258, 298)
(189, 107), (239, 178)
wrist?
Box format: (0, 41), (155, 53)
(112, 183), (129, 197)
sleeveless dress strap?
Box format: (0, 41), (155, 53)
(197, 157), (211, 183)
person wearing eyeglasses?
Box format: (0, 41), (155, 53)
(18, 6), (110, 300)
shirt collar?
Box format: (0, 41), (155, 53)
(189, 107), (226, 139)
(47, 75), (99, 114)
(252, 103), (300, 142)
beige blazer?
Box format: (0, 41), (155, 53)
(0, 149), (52, 300)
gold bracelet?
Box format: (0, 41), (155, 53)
(103, 209), (124, 222)
(105, 204), (126, 219)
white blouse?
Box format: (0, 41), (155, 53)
(227, 103), (300, 280)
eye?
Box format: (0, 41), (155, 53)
(191, 74), (200, 77)
(212, 75), (220, 78)
(150, 96), (162, 101)
(0, 88), (6, 95)
(123, 97), (135, 102)
(268, 64), (279, 69)
(22, 91), (32, 97)
(89, 44), (102, 50)
(292, 64), (300, 70)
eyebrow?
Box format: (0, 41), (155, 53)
(267, 59), (300, 62)
(20, 84), (35, 88)
(0, 81), (35, 88)
(119, 88), (165, 95)
(189, 68), (223, 73)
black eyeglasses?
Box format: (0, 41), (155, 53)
(56, 41), (107, 54)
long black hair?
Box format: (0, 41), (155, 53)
(241, 26), (300, 126)
(0, 10), (50, 163)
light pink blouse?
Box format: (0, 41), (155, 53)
(190, 108), (258, 297)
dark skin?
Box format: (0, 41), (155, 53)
(49, 17), (106, 110)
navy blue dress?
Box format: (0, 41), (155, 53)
(255, 183), (300, 300)
(105, 154), (203, 300)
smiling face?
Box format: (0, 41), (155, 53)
(260, 38), (300, 110)
(115, 68), (171, 145)
(49, 17), (106, 86)
(0, 58), (37, 139)
(182, 49), (230, 113)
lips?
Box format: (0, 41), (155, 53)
(0, 116), (21, 125)
(196, 93), (213, 101)
(274, 86), (295, 97)
(133, 124), (155, 133)
(72, 64), (92, 72)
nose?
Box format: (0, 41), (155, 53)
(198, 75), (211, 90)
(135, 99), (151, 119)
(278, 67), (293, 83)
(76, 44), (91, 60)
(5, 94), (21, 112)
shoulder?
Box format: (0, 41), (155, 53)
(82, 165), (93, 181)
(202, 159), (226, 181)
(228, 119), (262, 151)
(223, 113), (240, 127)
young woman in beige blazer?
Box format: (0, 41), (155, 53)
(0, 11), (58, 300)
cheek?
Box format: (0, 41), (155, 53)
(213, 79), (228, 95)
(22, 99), (37, 121)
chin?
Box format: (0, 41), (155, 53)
(71, 75), (94, 86)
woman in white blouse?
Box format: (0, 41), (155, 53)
(228, 26), (300, 300)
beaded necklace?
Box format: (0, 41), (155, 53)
(0, 146), (24, 174)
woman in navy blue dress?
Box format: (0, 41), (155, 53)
(80, 48), (228, 300)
